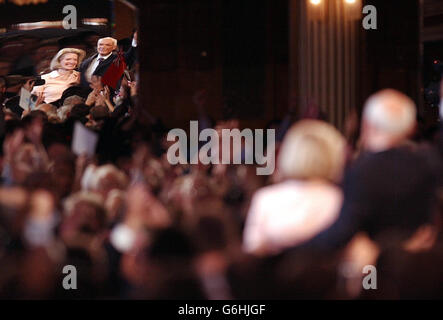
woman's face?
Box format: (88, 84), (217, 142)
(59, 53), (78, 71)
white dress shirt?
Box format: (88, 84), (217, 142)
(85, 52), (113, 83)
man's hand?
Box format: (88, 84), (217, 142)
(128, 80), (137, 97)
(131, 30), (138, 47)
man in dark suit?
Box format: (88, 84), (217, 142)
(79, 32), (137, 88)
(289, 89), (442, 254)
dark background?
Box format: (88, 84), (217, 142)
(136, 0), (433, 129)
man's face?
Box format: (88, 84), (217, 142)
(97, 39), (115, 56)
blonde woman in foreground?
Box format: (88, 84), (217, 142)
(243, 119), (347, 256)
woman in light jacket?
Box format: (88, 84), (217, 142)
(32, 48), (86, 104)
(243, 120), (347, 256)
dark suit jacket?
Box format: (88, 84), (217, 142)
(288, 145), (442, 254)
(79, 46), (137, 88)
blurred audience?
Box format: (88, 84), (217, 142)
(0, 30), (442, 300)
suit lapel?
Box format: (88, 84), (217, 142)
(79, 54), (96, 74)
(94, 53), (116, 75)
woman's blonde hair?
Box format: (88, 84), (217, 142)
(278, 119), (346, 182)
(50, 48), (86, 71)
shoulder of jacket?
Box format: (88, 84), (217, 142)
(45, 70), (59, 78)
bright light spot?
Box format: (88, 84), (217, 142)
(310, 0), (322, 5)
(345, 0), (356, 3)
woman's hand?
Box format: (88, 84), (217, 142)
(96, 90), (108, 107)
(34, 91), (45, 107)
(99, 86), (115, 112)
(95, 92), (105, 107)
(86, 89), (99, 106)
(101, 86), (111, 101)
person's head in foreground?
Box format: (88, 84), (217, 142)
(243, 120), (347, 256)
(277, 119), (346, 183)
(360, 89), (416, 152)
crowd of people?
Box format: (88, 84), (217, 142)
(0, 30), (443, 300)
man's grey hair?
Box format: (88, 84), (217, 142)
(363, 89), (417, 136)
(97, 37), (118, 49)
